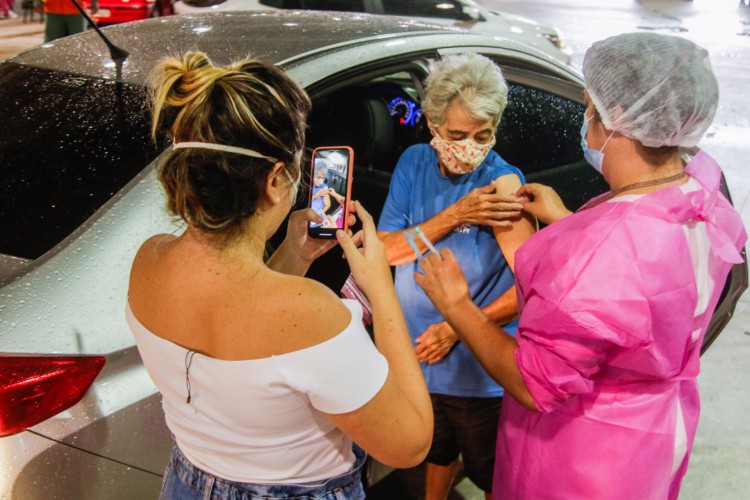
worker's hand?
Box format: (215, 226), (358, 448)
(516, 183), (571, 224)
(414, 249), (471, 316)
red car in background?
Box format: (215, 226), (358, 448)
(86, 0), (172, 24)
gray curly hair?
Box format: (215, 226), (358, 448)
(422, 53), (508, 128)
(313, 156), (330, 177)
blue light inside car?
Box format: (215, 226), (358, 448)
(388, 97), (422, 127)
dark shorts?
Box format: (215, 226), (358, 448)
(425, 393), (502, 493)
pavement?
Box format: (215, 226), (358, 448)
(0, 15), (45, 61)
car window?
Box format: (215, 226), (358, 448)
(260, 0), (366, 11)
(485, 66), (608, 212)
(495, 82), (609, 211)
(0, 63), (160, 260)
(496, 83), (584, 174)
(381, 0), (466, 20)
(286, 65), (429, 290)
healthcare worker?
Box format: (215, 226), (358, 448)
(414, 32), (747, 499)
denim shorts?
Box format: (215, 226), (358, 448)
(160, 441), (367, 500)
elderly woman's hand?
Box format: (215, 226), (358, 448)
(516, 183), (571, 225)
(448, 183), (524, 228)
(415, 321), (458, 364)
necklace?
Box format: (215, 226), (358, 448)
(577, 172), (687, 212)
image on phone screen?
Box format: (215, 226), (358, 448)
(308, 146), (352, 238)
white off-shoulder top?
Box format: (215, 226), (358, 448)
(126, 299), (388, 483)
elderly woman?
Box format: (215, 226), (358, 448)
(377, 53), (535, 499)
(310, 156), (346, 229)
(415, 33), (747, 499)
(310, 157), (333, 228)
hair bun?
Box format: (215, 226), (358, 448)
(148, 50), (311, 239)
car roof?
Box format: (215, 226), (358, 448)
(8, 12), (452, 81)
(7, 10), (570, 85)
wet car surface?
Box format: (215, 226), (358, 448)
(0, 10), (746, 498)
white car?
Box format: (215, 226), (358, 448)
(1, 10), (745, 498)
(172, 0), (573, 64)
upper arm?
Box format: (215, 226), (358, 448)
(322, 372), (430, 468)
(276, 296), (430, 468)
(492, 173), (536, 272)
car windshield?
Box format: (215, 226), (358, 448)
(0, 62), (160, 260)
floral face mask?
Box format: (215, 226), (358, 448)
(430, 130), (496, 174)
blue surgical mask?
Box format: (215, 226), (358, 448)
(580, 113), (615, 175)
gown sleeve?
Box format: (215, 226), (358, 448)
(514, 212), (696, 413)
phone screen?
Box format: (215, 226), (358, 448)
(308, 146), (353, 239)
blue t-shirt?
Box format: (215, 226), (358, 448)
(377, 144), (523, 398)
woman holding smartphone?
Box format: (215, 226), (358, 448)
(127, 51), (432, 500)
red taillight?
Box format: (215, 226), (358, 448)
(0, 355), (106, 437)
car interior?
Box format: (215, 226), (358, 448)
(293, 53), (608, 290)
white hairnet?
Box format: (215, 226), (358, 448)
(582, 32), (719, 147)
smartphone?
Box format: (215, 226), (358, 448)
(308, 146), (354, 239)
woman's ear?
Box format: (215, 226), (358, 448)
(264, 161), (288, 206)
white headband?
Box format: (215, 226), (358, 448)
(172, 141), (277, 162)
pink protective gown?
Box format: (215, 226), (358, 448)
(495, 151), (747, 500)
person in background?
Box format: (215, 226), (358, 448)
(415, 32), (747, 499)
(127, 51), (432, 500)
(44, 0), (96, 42)
(1, 0), (17, 19)
(377, 53), (535, 500)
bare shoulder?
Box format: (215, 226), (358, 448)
(264, 274), (354, 352)
(129, 234), (177, 294)
(133, 234), (177, 266)
(494, 173), (523, 195)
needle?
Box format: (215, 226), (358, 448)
(403, 214), (439, 254)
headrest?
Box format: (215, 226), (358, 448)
(311, 87), (394, 169)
